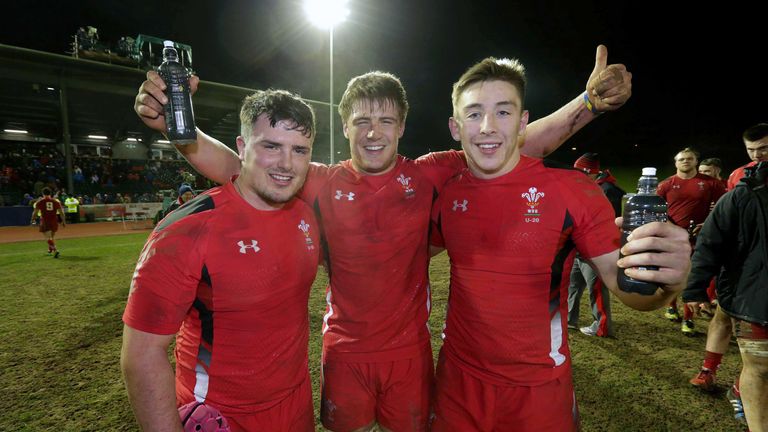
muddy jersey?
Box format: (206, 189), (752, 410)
(430, 156), (619, 386)
(300, 151), (465, 361)
(657, 173), (726, 227)
(123, 181), (320, 415)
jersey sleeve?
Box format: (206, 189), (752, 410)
(711, 177), (727, 203)
(564, 174), (620, 259)
(727, 167), (744, 191)
(429, 194), (446, 248)
(414, 150), (467, 189)
(656, 178), (670, 199)
(297, 162), (330, 205)
(122, 219), (208, 335)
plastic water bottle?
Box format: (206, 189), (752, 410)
(158, 40), (196, 144)
(618, 167), (668, 295)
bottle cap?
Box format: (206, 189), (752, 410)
(641, 167), (656, 176)
(163, 40), (174, 48)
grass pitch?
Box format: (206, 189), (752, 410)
(1, 233), (745, 431)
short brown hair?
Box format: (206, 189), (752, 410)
(675, 147), (700, 161)
(743, 123), (768, 142)
(451, 57), (526, 116)
(240, 89), (315, 138)
(338, 71), (409, 123)
(700, 157), (722, 169)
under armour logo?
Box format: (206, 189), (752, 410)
(237, 240), (260, 254)
(452, 199), (468, 212)
(335, 190), (355, 201)
(672, 184), (681, 189)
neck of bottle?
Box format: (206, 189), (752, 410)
(637, 176), (658, 194)
(163, 48), (178, 62)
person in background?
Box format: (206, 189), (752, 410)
(684, 161), (768, 432)
(30, 187), (65, 258)
(727, 123), (768, 190)
(657, 147), (726, 335)
(567, 152), (624, 337)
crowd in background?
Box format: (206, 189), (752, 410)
(0, 142), (212, 206)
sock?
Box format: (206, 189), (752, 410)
(702, 351), (723, 372)
(706, 278), (717, 302)
(683, 304), (694, 320)
(47, 239), (54, 252)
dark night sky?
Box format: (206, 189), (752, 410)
(2, 0), (764, 172)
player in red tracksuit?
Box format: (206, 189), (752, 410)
(429, 57), (691, 431)
(121, 90), (320, 432)
(656, 148), (725, 335)
(30, 187), (65, 258)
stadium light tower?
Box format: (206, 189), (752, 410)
(303, 0), (349, 164)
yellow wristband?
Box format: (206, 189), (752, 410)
(583, 92), (601, 115)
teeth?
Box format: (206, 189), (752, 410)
(478, 143), (499, 149)
(271, 174), (291, 181)
(365, 145), (384, 151)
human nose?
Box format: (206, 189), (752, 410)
(480, 114), (496, 134)
(277, 148), (293, 171)
(366, 122), (382, 140)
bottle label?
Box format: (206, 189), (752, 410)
(159, 63), (196, 143)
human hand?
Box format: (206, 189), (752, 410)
(692, 223), (703, 237)
(585, 45), (633, 112)
(686, 301), (702, 316)
(616, 219), (691, 295)
(134, 70), (200, 133)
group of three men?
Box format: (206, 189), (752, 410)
(121, 46), (692, 431)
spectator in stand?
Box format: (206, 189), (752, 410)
(21, 193), (34, 206)
(73, 165), (85, 183)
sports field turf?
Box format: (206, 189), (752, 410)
(0, 231), (745, 431)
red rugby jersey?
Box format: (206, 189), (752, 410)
(657, 173), (726, 228)
(430, 156), (618, 386)
(35, 196), (62, 226)
(727, 161), (756, 191)
(123, 181), (320, 415)
(299, 151), (465, 361)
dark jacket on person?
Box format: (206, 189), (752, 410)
(597, 170), (625, 217)
(682, 162), (768, 325)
